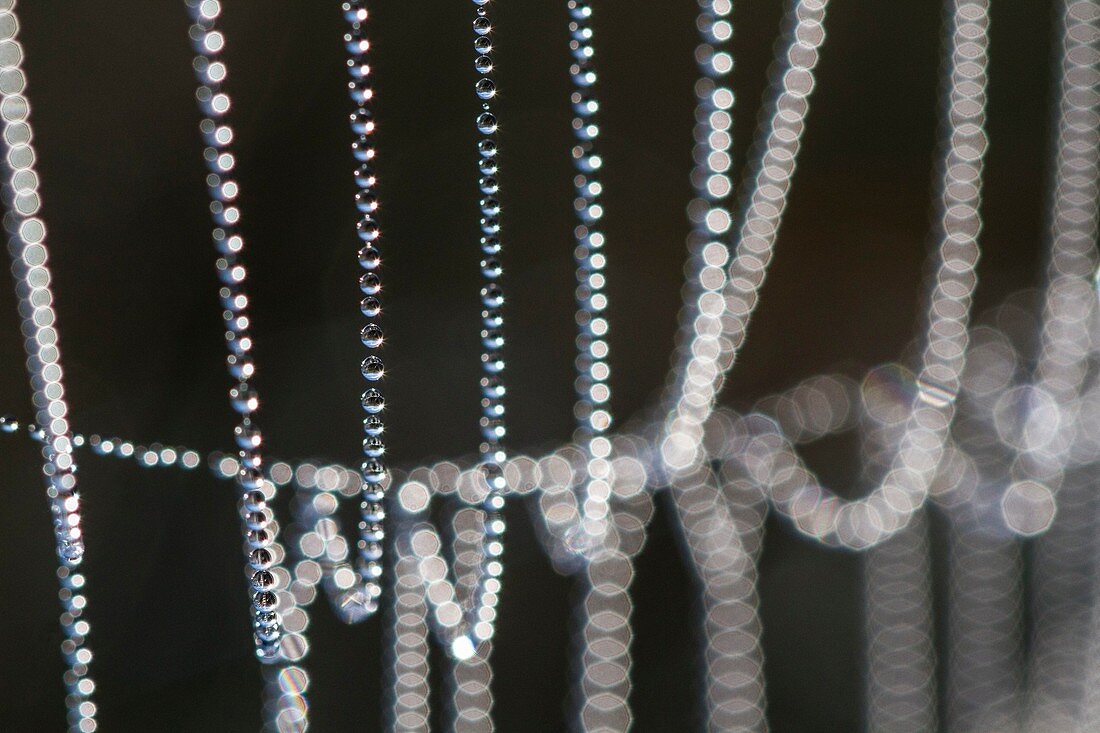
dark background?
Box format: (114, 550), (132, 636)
(0, 1), (1056, 730)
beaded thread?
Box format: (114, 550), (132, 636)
(185, 0), (285, 660)
(0, 2), (97, 730)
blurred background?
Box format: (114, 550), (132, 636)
(0, 1), (1060, 730)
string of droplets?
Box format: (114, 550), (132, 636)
(863, 452), (937, 731)
(671, 0), (733, 407)
(662, 0), (827, 475)
(558, 4), (636, 729)
(667, 0), (992, 553)
(660, 6), (775, 728)
(323, 0), (517, 669)
(998, 0), (1100, 528)
(344, 0), (389, 619)
(184, 0), (284, 660)
(433, 0), (510, 661)
(0, 2), (97, 729)
(565, 0), (615, 548)
(748, 0), (988, 549)
(1026, 2), (1100, 729)
(673, 0), (735, 415)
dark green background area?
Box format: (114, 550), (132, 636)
(0, 1), (1057, 730)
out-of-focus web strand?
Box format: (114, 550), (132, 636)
(184, 0), (289, 663)
(0, 2), (96, 730)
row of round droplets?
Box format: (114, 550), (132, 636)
(462, 0), (508, 659)
(661, 0), (830, 474)
(0, 9), (84, 569)
(1028, 4), (1100, 727)
(565, 1), (616, 544)
(0, 3), (97, 729)
(1008, 0), (1100, 498)
(688, 0), (735, 347)
(185, 0), (283, 660)
(343, 1), (387, 611)
(666, 0), (735, 416)
(561, 5), (625, 729)
(730, 0), (988, 549)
